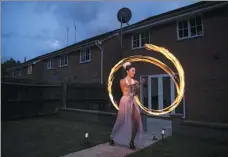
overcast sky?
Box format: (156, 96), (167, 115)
(1, 1), (196, 62)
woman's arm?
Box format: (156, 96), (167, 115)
(120, 79), (125, 92)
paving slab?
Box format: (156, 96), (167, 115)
(62, 118), (172, 157)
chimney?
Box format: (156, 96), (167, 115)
(24, 57), (26, 62)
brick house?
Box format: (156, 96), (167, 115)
(5, 31), (122, 84)
(6, 1), (228, 125)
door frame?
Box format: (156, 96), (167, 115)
(140, 74), (185, 118)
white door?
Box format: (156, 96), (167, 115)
(140, 74), (185, 117)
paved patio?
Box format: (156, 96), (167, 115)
(62, 118), (172, 157)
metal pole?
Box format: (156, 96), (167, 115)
(66, 27), (69, 46)
(62, 80), (67, 108)
(74, 23), (77, 43)
(120, 11), (123, 47)
(95, 41), (103, 85)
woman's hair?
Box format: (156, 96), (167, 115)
(123, 62), (135, 71)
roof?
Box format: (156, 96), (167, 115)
(7, 1), (228, 71)
(122, 1), (227, 33)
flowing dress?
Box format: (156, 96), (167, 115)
(110, 78), (144, 147)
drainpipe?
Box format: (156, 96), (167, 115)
(95, 40), (103, 85)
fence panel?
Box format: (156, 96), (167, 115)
(2, 82), (62, 121)
(66, 83), (117, 111)
(2, 80), (122, 120)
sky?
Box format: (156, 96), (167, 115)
(1, 1), (197, 63)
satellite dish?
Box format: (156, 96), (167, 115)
(117, 7), (132, 24)
(117, 7), (132, 47)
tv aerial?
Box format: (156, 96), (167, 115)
(117, 7), (132, 47)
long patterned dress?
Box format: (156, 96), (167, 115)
(110, 78), (144, 147)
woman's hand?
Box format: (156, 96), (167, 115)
(141, 78), (145, 83)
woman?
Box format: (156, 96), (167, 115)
(109, 62), (144, 150)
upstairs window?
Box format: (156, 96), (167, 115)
(190, 16), (203, 36)
(28, 65), (32, 74)
(132, 31), (150, 49)
(47, 59), (54, 69)
(177, 16), (203, 40)
(60, 55), (68, 67)
(178, 20), (188, 38)
(80, 49), (91, 63)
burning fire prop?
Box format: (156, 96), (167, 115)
(107, 44), (185, 115)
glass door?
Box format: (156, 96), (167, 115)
(141, 74), (185, 117)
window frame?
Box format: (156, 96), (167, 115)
(59, 55), (68, 67)
(27, 65), (32, 75)
(177, 15), (204, 40)
(47, 59), (54, 69)
(80, 49), (92, 63)
(131, 31), (150, 50)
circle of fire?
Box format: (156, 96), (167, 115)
(107, 44), (185, 115)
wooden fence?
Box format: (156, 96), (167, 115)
(2, 82), (62, 121)
(2, 80), (121, 121)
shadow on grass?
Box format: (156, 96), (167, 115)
(2, 115), (112, 157)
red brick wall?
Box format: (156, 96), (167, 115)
(121, 7), (228, 123)
(41, 46), (101, 83)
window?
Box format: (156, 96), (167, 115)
(190, 16), (203, 36)
(60, 55), (68, 67)
(80, 49), (91, 63)
(28, 65), (32, 74)
(47, 59), (54, 69)
(132, 31), (150, 49)
(178, 20), (188, 38)
(177, 16), (203, 39)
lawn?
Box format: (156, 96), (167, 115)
(127, 135), (228, 157)
(2, 115), (112, 157)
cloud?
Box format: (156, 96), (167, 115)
(1, 1), (196, 62)
(48, 1), (195, 40)
(46, 39), (61, 49)
(54, 2), (102, 24)
(33, 30), (52, 40)
(2, 32), (20, 38)
(2, 30), (54, 41)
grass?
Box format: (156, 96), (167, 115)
(2, 115), (112, 157)
(127, 135), (228, 157)
(3, 116), (228, 157)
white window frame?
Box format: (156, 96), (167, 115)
(140, 74), (186, 118)
(59, 55), (68, 67)
(80, 49), (91, 63)
(131, 31), (150, 50)
(47, 59), (54, 69)
(27, 65), (32, 74)
(177, 15), (204, 40)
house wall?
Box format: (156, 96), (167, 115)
(102, 37), (123, 85)
(121, 6), (228, 123)
(6, 3), (228, 124)
(41, 46), (101, 83)
(102, 36), (123, 102)
(9, 61), (44, 81)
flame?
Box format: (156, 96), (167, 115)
(107, 44), (185, 115)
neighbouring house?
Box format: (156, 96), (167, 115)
(5, 1), (228, 139)
(4, 30), (122, 84)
